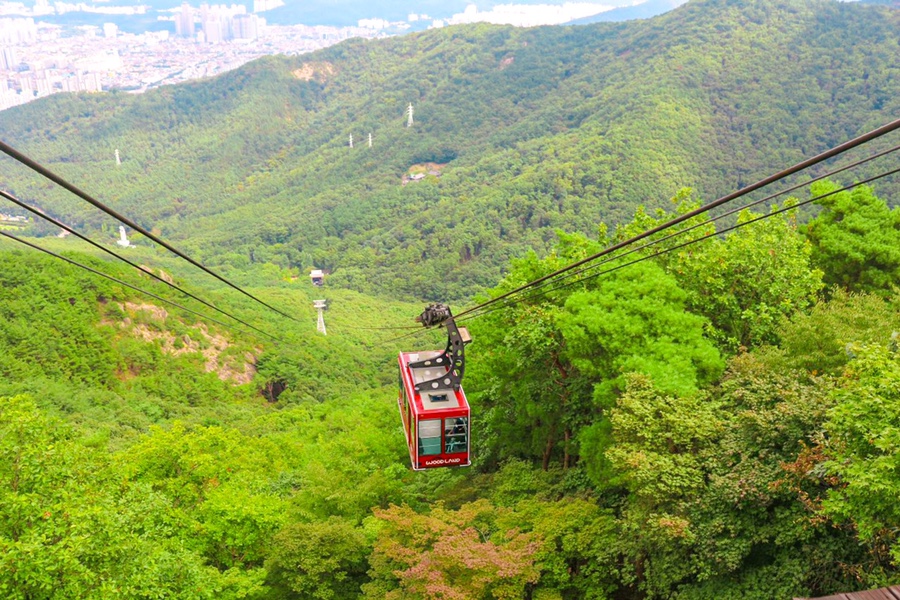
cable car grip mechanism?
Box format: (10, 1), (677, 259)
(409, 303), (471, 392)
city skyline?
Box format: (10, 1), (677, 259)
(0, 0), (683, 112)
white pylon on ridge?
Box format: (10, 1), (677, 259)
(368, 132), (373, 147)
(116, 225), (132, 248)
(407, 103), (414, 127)
(313, 299), (327, 335)
(115, 148), (121, 166)
(349, 134), (353, 148)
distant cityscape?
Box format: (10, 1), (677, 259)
(0, 0), (396, 112)
(0, 0), (639, 112)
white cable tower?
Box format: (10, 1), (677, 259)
(349, 134), (353, 148)
(368, 132), (373, 147)
(313, 299), (327, 335)
(407, 103), (414, 127)
(115, 149), (121, 166)
(116, 225), (131, 248)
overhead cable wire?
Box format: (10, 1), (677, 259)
(457, 164), (900, 325)
(336, 324), (423, 331)
(451, 117), (900, 321)
(0, 188), (279, 340)
(378, 326), (444, 346)
(0, 230), (280, 341)
(457, 141), (900, 320)
(0, 140), (300, 323)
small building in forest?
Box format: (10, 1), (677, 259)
(310, 269), (324, 287)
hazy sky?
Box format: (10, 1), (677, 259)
(260, 0), (688, 27)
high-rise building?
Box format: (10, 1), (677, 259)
(0, 47), (17, 71)
(35, 75), (51, 96)
(202, 13), (228, 43)
(103, 23), (118, 38)
(176, 3), (195, 38)
(0, 18), (37, 44)
(84, 73), (102, 92)
(232, 14), (259, 40)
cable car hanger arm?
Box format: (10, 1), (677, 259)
(408, 303), (471, 392)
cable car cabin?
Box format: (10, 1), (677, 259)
(398, 350), (471, 470)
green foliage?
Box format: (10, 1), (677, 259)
(364, 500), (540, 600)
(0, 251), (118, 387)
(607, 375), (720, 502)
(560, 259), (723, 406)
(666, 201), (823, 350)
(265, 517), (370, 599)
(467, 245), (592, 470)
(497, 496), (619, 600)
(470, 230), (722, 478)
(606, 356), (862, 599)
(0, 395), (232, 599)
(803, 181), (900, 296)
(120, 422), (290, 569)
(767, 289), (900, 375)
(823, 343), (900, 566)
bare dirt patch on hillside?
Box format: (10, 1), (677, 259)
(292, 62), (335, 82)
(108, 302), (258, 385)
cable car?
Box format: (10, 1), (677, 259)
(398, 304), (471, 470)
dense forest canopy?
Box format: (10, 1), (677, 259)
(2, 0), (900, 598)
(3, 177), (900, 598)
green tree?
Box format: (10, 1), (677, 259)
(497, 496), (620, 600)
(763, 289), (900, 375)
(823, 342), (900, 567)
(558, 259), (723, 486)
(560, 259), (723, 407)
(364, 500), (539, 600)
(120, 422), (290, 569)
(669, 202), (823, 350)
(606, 357), (862, 599)
(265, 517), (370, 599)
(0, 395), (230, 599)
(803, 181), (900, 296)
(467, 233), (598, 471)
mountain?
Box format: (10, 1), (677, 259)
(566, 0), (687, 23)
(0, 0), (898, 302)
(5, 2), (900, 598)
(258, 0), (655, 27)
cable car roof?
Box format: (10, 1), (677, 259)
(400, 351), (468, 414)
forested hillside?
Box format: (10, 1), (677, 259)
(1, 0), (899, 300)
(3, 0), (900, 598)
(3, 177), (900, 599)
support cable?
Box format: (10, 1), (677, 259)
(457, 165), (900, 325)
(459, 141), (900, 320)
(0, 230), (280, 340)
(452, 117), (900, 321)
(0, 188), (278, 340)
(0, 140), (299, 323)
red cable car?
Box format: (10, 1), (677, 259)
(398, 304), (471, 470)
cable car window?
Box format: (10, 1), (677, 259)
(444, 417), (468, 454)
(428, 393), (449, 403)
(418, 419), (442, 455)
